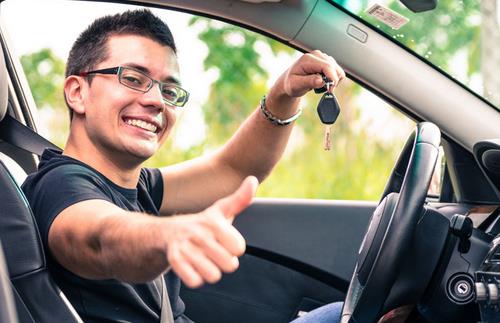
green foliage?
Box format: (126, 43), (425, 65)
(20, 48), (69, 147)
(21, 48), (66, 110)
(188, 17), (278, 142)
(357, 0), (480, 79)
(257, 81), (408, 199)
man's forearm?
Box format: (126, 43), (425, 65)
(219, 90), (300, 183)
(95, 212), (170, 283)
(217, 50), (345, 184)
(50, 188), (252, 288)
(159, 51), (344, 213)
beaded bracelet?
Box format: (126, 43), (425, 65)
(259, 95), (302, 126)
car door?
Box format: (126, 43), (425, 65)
(180, 199), (376, 322)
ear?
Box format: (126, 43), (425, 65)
(64, 76), (87, 115)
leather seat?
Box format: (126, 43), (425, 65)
(0, 241), (18, 323)
(0, 40), (82, 322)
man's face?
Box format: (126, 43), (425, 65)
(79, 34), (180, 163)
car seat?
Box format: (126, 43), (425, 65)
(0, 240), (18, 323)
(0, 40), (82, 322)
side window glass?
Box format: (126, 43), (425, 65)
(259, 77), (415, 200)
(2, 2), (415, 201)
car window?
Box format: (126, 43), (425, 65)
(1, 0), (415, 201)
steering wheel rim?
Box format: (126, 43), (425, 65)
(341, 122), (441, 323)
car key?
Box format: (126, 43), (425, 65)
(314, 74), (330, 94)
(317, 82), (341, 150)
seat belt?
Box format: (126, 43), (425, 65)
(0, 114), (59, 155)
(0, 114), (175, 322)
(158, 274), (174, 323)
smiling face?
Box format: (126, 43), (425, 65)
(70, 34), (180, 165)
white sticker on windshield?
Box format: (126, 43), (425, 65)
(366, 3), (409, 30)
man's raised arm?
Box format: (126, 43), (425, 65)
(159, 50), (345, 215)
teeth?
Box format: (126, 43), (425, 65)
(125, 119), (157, 132)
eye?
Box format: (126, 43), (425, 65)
(120, 69), (150, 89)
(122, 75), (144, 86)
(162, 87), (178, 100)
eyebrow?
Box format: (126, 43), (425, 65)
(123, 63), (181, 85)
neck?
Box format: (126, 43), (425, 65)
(64, 129), (142, 189)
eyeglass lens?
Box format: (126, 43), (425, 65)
(119, 68), (186, 106)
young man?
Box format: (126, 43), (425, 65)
(22, 9), (345, 323)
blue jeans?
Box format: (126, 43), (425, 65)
(290, 302), (343, 323)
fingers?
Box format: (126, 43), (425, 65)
(284, 50), (345, 96)
(181, 241), (222, 284)
(308, 50), (346, 88)
(191, 229), (240, 272)
(168, 224), (240, 288)
(293, 74), (326, 93)
(168, 242), (203, 288)
(204, 214), (246, 256)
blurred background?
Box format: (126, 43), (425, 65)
(1, 0), (428, 200)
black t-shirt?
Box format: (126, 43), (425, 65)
(21, 148), (191, 322)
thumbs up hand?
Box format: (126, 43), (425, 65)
(164, 176), (258, 288)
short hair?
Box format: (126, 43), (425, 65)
(65, 9), (177, 120)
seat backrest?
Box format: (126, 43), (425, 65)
(0, 241), (18, 323)
(0, 40), (81, 322)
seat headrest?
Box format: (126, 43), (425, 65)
(0, 47), (8, 121)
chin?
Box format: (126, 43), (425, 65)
(121, 144), (158, 164)
(132, 149), (157, 161)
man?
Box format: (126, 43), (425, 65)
(22, 9), (345, 323)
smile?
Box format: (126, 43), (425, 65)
(124, 118), (158, 133)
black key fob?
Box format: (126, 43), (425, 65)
(317, 92), (341, 125)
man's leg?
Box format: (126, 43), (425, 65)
(290, 302), (343, 323)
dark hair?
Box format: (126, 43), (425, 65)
(65, 9), (177, 119)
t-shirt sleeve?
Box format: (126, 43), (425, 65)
(140, 168), (164, 211)
(25, 164), (113, 249)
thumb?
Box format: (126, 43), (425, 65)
(288, 74), (324, 96)
(215, 176), (259, 222)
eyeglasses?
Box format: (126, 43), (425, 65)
(78, 66), (190, 107)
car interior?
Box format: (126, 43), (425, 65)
(0, 0), (500, 323)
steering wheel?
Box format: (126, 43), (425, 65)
(341, 122), (441, 323)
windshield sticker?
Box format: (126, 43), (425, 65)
(366, 3), (409, 30)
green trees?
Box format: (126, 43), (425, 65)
(20, 49), (68, 147)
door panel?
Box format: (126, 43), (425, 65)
(181, 198), (375, 323)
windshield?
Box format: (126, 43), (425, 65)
(333, 0), (500, 110)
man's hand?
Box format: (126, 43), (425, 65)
(165, 176), (259, 288)
(279, 50), (346, 98)
(265, 50), (345, 118)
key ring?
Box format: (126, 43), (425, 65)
(322, 74), (333, 93)
(326, 81), (333, 93)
